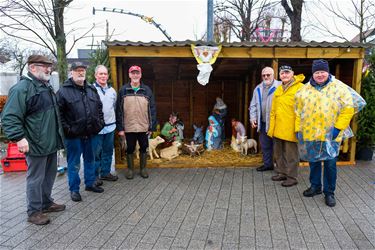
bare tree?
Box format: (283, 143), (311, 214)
(0, 39), (53, 75)
(214, 0), (271, 42)
(308, 0), (375, 43)
(281, 0), (304, 41)
(0, 0), (94, 83)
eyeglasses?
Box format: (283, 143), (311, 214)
(34, 64), (52, 69)
(262, 74), (271, 77)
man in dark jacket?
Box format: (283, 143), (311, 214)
(116, 65), (157, 179)
(57, 62), (105, 202)
(1, 55), (65, 225)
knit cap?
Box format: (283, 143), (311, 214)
(312, 59), (329, 74)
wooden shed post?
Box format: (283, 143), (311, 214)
(272, 59), (278, 76)
(350, 58), (364, 163)
(243, 76), (249, 131)
(109, 56), (118, 91)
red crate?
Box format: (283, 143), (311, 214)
(1, 158), (27, 172)
(6, 143), (25, 159)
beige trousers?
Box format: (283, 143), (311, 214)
(273, 137), (299, 179)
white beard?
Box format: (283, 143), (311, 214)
(36, 71), (51, 82)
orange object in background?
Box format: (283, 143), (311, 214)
(1, 143), (27, 172)
(0, 95), (7, 113)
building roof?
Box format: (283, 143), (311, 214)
(105, 40), (372, 48)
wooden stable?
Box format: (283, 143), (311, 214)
(106, 40), (367, 167)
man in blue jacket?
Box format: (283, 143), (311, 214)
(57, 62), (105, 202)
(2, 55), (65, 225)
(249, 67), (281, 171)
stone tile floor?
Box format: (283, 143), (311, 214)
(0, 160), (374, 249)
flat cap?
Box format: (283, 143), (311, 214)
(71, 62), (87, 70)
(27, 55), (53, 65)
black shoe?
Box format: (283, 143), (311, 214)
(100, 173), (118, 181)
(71, 192), (82, 202)
(303, 187), (322, 197)
(256, 165), (274, 172)
(325, 194), (336, 207)
(94, 178), (103, 187)
(85, 185), (104, 193)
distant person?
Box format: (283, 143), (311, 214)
(295, 59), (366, 207)
(92, 65), (118, 184)
(57, 62), (105, 202)
(268, 65), (304, 187)
(116, 65), (157, 179)
(1, 55), (65, 225)
(249, 67), (281, 171)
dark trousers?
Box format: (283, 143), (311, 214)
(125, 132), (149, 154)
(26, 153), (57, 216)
(259, 122), (273, 168)
(273, 137), (299, 179)
(309, 158), (337, 195)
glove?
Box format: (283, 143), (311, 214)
(296, 132), (302, 141)
(332, 127), (340, 140)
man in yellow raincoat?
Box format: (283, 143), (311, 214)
(268, 65), (305, 187)
(295, 59), (366, 207)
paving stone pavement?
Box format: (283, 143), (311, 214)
(0, 160), (374, 250)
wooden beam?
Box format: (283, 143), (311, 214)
(108, 46), (365, 59)
(349, 58), (364, 163)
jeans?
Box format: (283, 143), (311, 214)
(309, 158), (337, 195)
(65, 137), (96, 192)
(93, 131), (114, 177)
(259, 122), (273, 168)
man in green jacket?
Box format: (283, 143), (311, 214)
(1, 55), (65, 225)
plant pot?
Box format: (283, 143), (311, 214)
(356, 147), (374, 161)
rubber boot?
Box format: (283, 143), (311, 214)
(125, 154), (134, 179)
(140, 152), (149, 178)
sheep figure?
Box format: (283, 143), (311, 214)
(236, 136), (257, 156)
(135, 136), (165, 160)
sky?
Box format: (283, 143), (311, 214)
(0, 0), (363, 59)
(65, 0), (208, 57)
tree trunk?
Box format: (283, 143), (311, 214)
(281, 0), (303, 42)
(54, 0), (68, 84)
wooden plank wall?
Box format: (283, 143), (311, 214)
(146, 79), (241, 140)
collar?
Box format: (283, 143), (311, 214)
(310, 74), (332, 90)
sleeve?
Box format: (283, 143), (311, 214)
(149, 90), (157, 131)
(249, 88), (258, 122)
(56, 89), (72, 136)
(334, 88), (355, 130)
(161, 122), (171, 137)
(1, 85), (27, 141)
(115, 87), (125, 132)
(95, 90), (105, 128)
(294, 91), (302, 133)
(267, 96), (276, 138)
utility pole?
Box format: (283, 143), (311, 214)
(207, 0), (214, 42)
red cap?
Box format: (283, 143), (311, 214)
(129, 65), (141, 73)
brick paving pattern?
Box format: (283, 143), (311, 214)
(0, 160), (374, 249)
